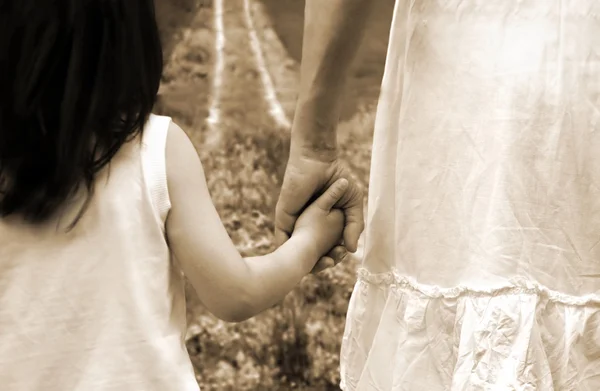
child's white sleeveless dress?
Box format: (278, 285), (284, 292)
(340, 1), (600, 390)
(0, 115), (199, 390)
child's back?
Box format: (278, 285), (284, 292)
(0, 1), (199, 388)
(0, 116), (199, 390)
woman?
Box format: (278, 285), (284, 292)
(276, 0), (600, 389)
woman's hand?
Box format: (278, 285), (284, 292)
(275, 147), (364, 273)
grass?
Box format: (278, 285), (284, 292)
(154, 0), (386, 389)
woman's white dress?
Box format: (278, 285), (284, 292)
(340, 1), (600, 390)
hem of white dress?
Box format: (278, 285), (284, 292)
(356, 267), (600, 307)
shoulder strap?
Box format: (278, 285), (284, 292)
(141, 114), (172, 230)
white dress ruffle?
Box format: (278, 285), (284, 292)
(341, 269), (600, 390)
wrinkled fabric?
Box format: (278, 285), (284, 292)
(340, 1), (600, 390)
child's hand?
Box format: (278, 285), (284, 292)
(292, 178), (348, 264)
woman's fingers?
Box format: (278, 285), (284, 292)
(334, 178), (364, 253)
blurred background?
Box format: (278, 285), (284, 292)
(154, 0), (394, 389)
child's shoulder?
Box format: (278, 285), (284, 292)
(163, 119), (208, 206)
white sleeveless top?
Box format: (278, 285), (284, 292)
(0, 115), (199, 390)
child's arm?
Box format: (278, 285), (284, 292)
(165, 123), (346, 323)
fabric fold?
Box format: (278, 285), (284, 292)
(340, 268), (600, 391)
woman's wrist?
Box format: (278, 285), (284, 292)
(290, 99), (339, 160)
(289, 138), (338, 162)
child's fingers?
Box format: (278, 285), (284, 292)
(329, 245), (349, 265)
(310, 256), (335, 274)
(314, 178), (349, 212)
(310, 246), (349, 274)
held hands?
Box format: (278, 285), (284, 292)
(275, 150), (365, 274)
(292, 179), (349, 266)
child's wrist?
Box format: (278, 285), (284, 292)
(288, 230), (320, 273)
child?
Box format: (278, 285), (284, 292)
(0, 1), (348, 390)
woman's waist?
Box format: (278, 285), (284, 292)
(361, 228), (600, 299)
(355, 264), (600, 306)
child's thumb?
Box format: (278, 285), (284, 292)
(315, 178), (349, 212)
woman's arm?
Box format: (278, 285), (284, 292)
(292, 0), (377, 155)
(274, 0), (372, 259)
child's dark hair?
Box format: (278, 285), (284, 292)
(0, 0), (163, 228)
